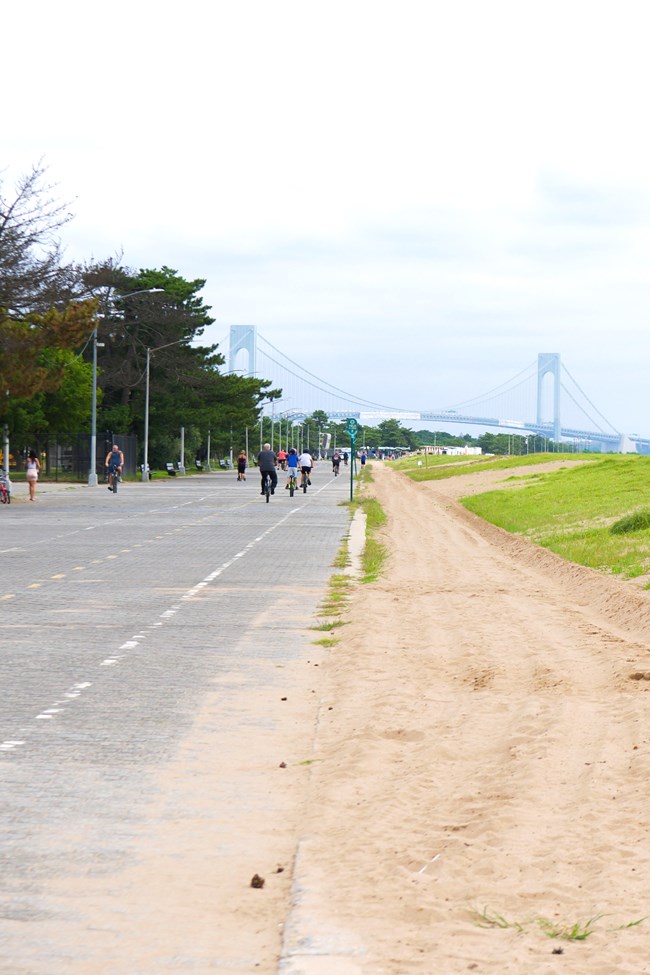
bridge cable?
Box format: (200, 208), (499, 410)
(559, 384), (611, 435)
(561, 364), (619, 435)
(257, 347), (403, 410)
(447, 360), (538, 411)
(257, 333), (417, 412)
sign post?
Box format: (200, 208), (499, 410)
(346, 417), (358, 501)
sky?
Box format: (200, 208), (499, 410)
(5, 0), (650, 438)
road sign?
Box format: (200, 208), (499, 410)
(346, 418), (358, 502)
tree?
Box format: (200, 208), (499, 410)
(0, 161), (77, 318)
(5, 348), (94, 448)
(78, 260), (282, 465)
(0, 301), (97, 436)
(0, 162), (96, 429)
(376, 419), (419, 451)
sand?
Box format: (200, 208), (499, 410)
(297, 460), (650, 974)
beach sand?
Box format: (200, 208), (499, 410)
(297, 460), (650, 973)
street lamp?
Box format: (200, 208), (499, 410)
(88, 288), (163, 486)
(142, 336), (186, 481)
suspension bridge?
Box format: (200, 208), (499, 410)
(226, 327), (647, 453)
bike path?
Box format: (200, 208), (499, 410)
(0, 471), (354, 974)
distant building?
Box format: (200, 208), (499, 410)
(420, 445), (482, 456)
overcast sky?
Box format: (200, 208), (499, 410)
(5, 0), (650, 437)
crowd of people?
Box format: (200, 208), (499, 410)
(235, 445), (356, 495)
(13, 444), (366, 504)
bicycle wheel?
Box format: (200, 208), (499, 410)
(264, 475), (270, 502)
(302, 473), (308, 493)
(289, 477), (295, 497)
(112, 474), (118, 493)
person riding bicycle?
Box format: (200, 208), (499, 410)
(332, 450), (341, 475)
(105, 444), (124, 491)
(285, 447), (299, 488)
(298, 449), (313, 486)
(257, 443), (278, 495)
(277, 448), (287, 471)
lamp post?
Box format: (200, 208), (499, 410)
(142, 336), (186, 481)
(88, 288), (163, 486)
(88, 326), (99, 486)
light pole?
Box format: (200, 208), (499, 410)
(142, 336), (186, 481)
(88, 288), (163, 486)
(88, 326), (99, 486)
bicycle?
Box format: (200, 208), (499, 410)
(300, 468), (310, 494)
(106, 467), (121, 494)
(0, 473), (11, 505)
(287, 469), (298, 497)
(262, 471), (272, 503)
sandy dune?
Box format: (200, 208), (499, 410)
(301, 461), (650, 974)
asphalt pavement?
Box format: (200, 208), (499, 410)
(0, 467), (353, 974)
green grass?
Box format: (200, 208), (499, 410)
(399, 451), (591, 483)
(472, 908), (644, 941)
(348, 493), (388, 583)
(310, 620), (347, 632)
(388, 452), (479, 471)
(461, 455), (650, 580)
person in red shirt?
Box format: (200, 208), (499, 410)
(276, 449), (287, 471)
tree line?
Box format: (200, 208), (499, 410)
(0, 163), (280, 470)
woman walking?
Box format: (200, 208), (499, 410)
(236, 450), (247, 481)
(26, 450), (41, 501)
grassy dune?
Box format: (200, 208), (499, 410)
(457, 455), (650, 582)
(389, 451), (589, 482)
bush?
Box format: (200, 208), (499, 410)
(610, 510), (650, 535)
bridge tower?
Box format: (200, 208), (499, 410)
(537, 353), (561, 441)
(228, 325), (257, 377)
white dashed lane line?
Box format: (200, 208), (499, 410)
(0, 503), (301, 755)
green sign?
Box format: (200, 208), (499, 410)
(346, 417), (358, 437)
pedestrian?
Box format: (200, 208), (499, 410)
(25, 450), (40, 501)
(360, 451), (367, 467)
(237, 450), (247, 481)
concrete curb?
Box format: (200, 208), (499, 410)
(278, 840), (367, 974)
(278, 507), (369, 974)
(344, 508), (367, 579)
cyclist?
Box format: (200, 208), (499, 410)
(298, 448), (314, 487)
(277, 448), (287, 471)
(332, 450), (341, 475)
(257, 442), (278, 495)
(105, 444), (124, 491)
(285, 447), (299, 489)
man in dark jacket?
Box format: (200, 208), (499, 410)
(257, 443), (278, 494)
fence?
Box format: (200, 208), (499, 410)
(9, 434), (138, 481)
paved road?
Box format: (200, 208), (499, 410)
(0, 469), (351, 974)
